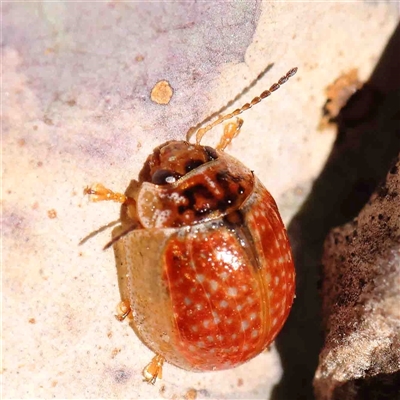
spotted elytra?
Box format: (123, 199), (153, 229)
(85, 67), (297, 383)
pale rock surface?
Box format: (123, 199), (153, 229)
(2, 2), (398, 399)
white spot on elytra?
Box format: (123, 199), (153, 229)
(227, 287), (238, 297)
(274, 276), (280, 286)
(184, 297), (192, 306)
(219, 271), (228, 281)
(220, 300), (228, 308)
(250, 312), (257, 321)
(251, 330), (259, 338)
(189, 345), (196, 352)
(272, 317), (278, 327)
(191, 325), (198, 332)
(212, 311), (221, 324)
(195, 303), (203, 311)
(231, 333), (237, 340)
(236, 304), (243, 311)
(207, 335), (214, 342)
(241, 320), (249, 331)
(203, 320), (211, 328)
(261, 210), (267, 218)
(196, 274), (205, 283)
(209, 280), (218, 292)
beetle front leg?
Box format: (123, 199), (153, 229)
(216, 117), (244, 151)
(84, 183), (133, 204)
(143, 354), (165, 384)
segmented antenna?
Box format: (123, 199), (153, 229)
(192, 67), (298, 145)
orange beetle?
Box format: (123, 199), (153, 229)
(85, 68), (297, 383)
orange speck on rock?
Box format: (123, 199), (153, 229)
(47, 209), (57, 219)
(151, 80), (174, 105)
(111, 348), (121, 359)
(184, 388), (197, 400)
(320, 69), (362, 129)
(28, 318), (36, 324)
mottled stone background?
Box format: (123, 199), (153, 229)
(2, 2), (398, 399)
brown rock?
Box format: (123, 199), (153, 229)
(314, 157), (400, 400)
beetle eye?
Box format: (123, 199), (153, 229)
(204, 146), (218, 161)
(185, 159), (204, 173)
(152, 169), (181, 185)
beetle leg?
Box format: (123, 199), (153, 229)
(84, 183), (134, 205)
(143, 354), (165, 384)
(216, 117), (244, 151)
(115, 300), (132, 321)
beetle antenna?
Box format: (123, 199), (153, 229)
(79, 219), (121, 246)
(103, 223), (138, 250)
(191, 67), (298, 145)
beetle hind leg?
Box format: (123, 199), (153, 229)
(143, 354), (165, 384)
(115, 300), (132, 321)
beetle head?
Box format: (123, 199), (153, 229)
(145, 141), (218, 186)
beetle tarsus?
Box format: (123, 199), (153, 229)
(115, 300), (131, 321)
(143, 354), (165, 384)
(84, 183), (129, 204)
